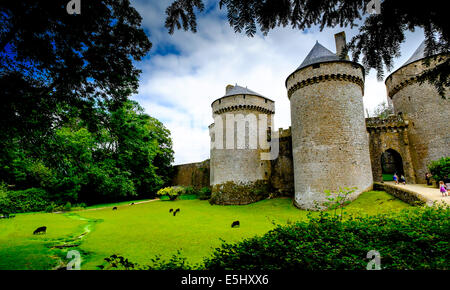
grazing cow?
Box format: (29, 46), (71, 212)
(112, 207), (117, 210)
(173, 211), (177, 216)
(169, 209), (173, 213)
(129, 202), (135, 206)
(231, 221), (240, 228)
(175, 208), (180, 213)
(33, 226), (47, 235)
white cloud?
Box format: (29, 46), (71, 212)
(131, 0), (426, 165)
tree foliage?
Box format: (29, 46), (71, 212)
(0, 100), (174, 206)
(165, 0), (449, 97)
(428, 157), (450, 184)
(0, 1), (175, 207)
(0, 0), (152, 148)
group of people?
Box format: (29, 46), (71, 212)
(393, 173), (407, 185)
(393, 172), (449, 197)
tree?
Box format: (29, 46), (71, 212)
(165, 0), (449, 97)
(0, 0), (152, 151)
(107, 101), (174, 197)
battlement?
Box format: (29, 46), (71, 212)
(212, 93), (275, 115)
(366, 114), (409, 133)
(385, 54), (449, 98)
(286, 62), (365, 99)
(276, 127), (291, 138)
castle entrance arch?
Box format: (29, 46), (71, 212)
(367, 115), (417, 183)
(381, 149), (404, 178)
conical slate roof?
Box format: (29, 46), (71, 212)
(297, 41), (340, 70)
(224, 84), (265, 98)
(402, 40), (426, 67)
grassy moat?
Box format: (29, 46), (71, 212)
(0, 191), (411, 270)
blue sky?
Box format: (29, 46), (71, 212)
(130, 0), (425, 165)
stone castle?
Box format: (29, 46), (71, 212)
(172, 32), (449, 210)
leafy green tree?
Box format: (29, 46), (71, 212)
(428, 157), (450, 184)
(0, 0), (151, 153)
(165, 0), (449, 97)
(107, 101), (174, 196)
(0, 1), (175, 207)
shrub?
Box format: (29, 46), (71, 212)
(104, 251), (195, 270)
(45, 203), (56, 213)
(63, 202), (72, 212)
(198, 187), (212, 200)
(0, 188), (51, 214)
(428, 157), (450, 185)
(182, 186), (196, 195)
(156, 186), (184, 201)
(203, 206), (450, 270)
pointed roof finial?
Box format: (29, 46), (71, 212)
(224, 84), (267, 99)
(296, 41), (340, 70)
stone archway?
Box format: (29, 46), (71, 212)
(381, 149), (404, 179)
(367, 115), (417, 183)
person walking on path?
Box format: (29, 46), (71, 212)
(425, 172), (432, 186)
(439, 181), (448, 197)
(393, 173), (399, 184)
(444, 175), (450, 192)
(400, 174), (406, 185)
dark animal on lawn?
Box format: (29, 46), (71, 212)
(175, 208), (180, 213)
(173, 211), (177, 216)
(112, 207), (117, 210)
(129, 203), (135, 206)
(231, 221), (240, 228)
(33, 226), (47, 235)
(169, 209), (173, 213)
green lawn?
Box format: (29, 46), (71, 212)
(383, 173), (394, 181)
(0, 191), (411, 270)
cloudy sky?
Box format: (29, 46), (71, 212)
(130, 0), (425, 165)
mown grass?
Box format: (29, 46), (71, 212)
(383, 173), (394, 181)
(0, 191), (411, 270)
(0, 213), (86, 269)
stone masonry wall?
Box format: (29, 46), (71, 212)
(171, 160), (210, 189)
(270, 127), (294, 195)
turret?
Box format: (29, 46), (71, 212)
(285, 32), (373, 210)
(385, 41), (449, 183)
(209, 84), (275, 204)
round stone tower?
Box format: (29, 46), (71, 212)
(285, 33), (373, 210)
(209, 84), (274, 187)
(385, 41), (449, 183)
